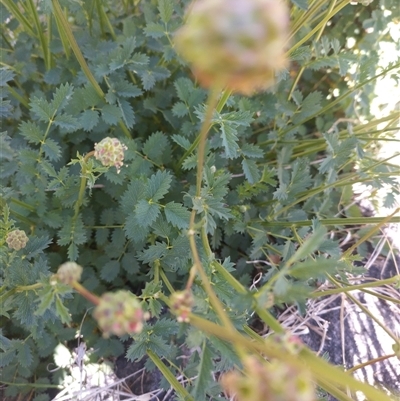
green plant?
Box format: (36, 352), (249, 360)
(1, 0), (399, 400)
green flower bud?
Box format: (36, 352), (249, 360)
(6, 229), (29, 251)
(170, 289), (194, 322)
(94, 137), (127, 173)
(57, 262), (83, 285)
(93, 290), (148, 338)
(174, 0), (289, 94)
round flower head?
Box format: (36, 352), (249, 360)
(174, 0), (289, 94)
(221, 356), (316, 401)
(57, 262), (83, 285)
(170, 289), (194, 322)
(93, 290), (148, 338)
(6, 229), (29, 251)
(94, 137), (127, 173)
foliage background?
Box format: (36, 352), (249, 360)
(1, 0), (399, 400)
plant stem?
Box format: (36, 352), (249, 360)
(72, 281), (100, 305)
(147, 350), (195, 401)
(178, 88), (231, 167)
(15, 283), (42, 292)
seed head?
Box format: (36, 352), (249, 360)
(94, 137), (127, 173)
(93, 290), (148, 338)
(170, 289), (194, 322)
(221, 356), (316, 401)
(57, 262), (83, 285)
(6, 229), (29, 251)
(174, 0), (289, 94)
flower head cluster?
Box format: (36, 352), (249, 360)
(94, 137), (127, 173)
(170, 289), (194, 322)
(6, 229), (29, 251)
(174, 0), (289, 94)
(93, 290), (148, 338)
(221, 356), (315, 401)
(56, 262), (83, 285)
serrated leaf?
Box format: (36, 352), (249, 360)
(101, 104), (121, 125)
(16, 342), (33, 368)
(35, 287), (54, 316)
(57, 215), (87, 246)
(24, 236), (52, 260)
(164, 202), (190, 229)
(30, 96), (53, 122)
(242, 158), (260, 184)
(174, 77), (193, 102)
(117, 98), (135, 128)
(113, 80), (142, 98)
(291, 89), (303, 107)
(142, 131), (170, 164)
(51, 83), (74, 112)
(289, 258), (340, 279)
(0, 348), (16, 368)
(292, 91), (323, 124)
(55, 297), (71, 324)
(0, 332), (12, 351)
(140, 70), (156, 90)
(146, 170), (172, 202)
(287, 226), (327, 265)
(126, 337), (148, 361)
(144, 22), (165, 38)
(158, 0), (174, 23)
(53, 113), (80, 132)
(289, 46), (312, 61)
(43, 138), (61, 161)
(193, 342), (214, 399)
(241, 143), (264, 158)
(171, 134), (191, 150)
(172, 101), (189, 117)
(220, 123), (239, 159)
(19, 121), (43, 144)
(125, 214), (150, 243)
(148, 298), (163, 317)
(138, 241), (167, 263)
(383, 192), (396, 209)
(147, 334), (171, 358)
(80, 109), (99, 131)
(0, 68), (15, 86)
(101, 260), (120, 282)
(135, 199), (160, 227)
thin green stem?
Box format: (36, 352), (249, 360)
(147, 350), (195, 401)
(159, 268), (175, 294)
(72, 281), (100, 305)
(328, 275), (400, 344)
(15, 283), (42, 292)
(178, 88), (232, 167)
(347, 354), (397, 374)
(288, 0), (338, 100)
(311, 276), (400, 298)
(189, 314), (395, 401)
(26, 0), (50, 70)
(287, 0), (351, 55)
(1, 0), (35, 37)
(251, 215), (400, 228)
(51, 0), (104, 98)
(269, 153), (400, 219)
(342, 208), (400, 258)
